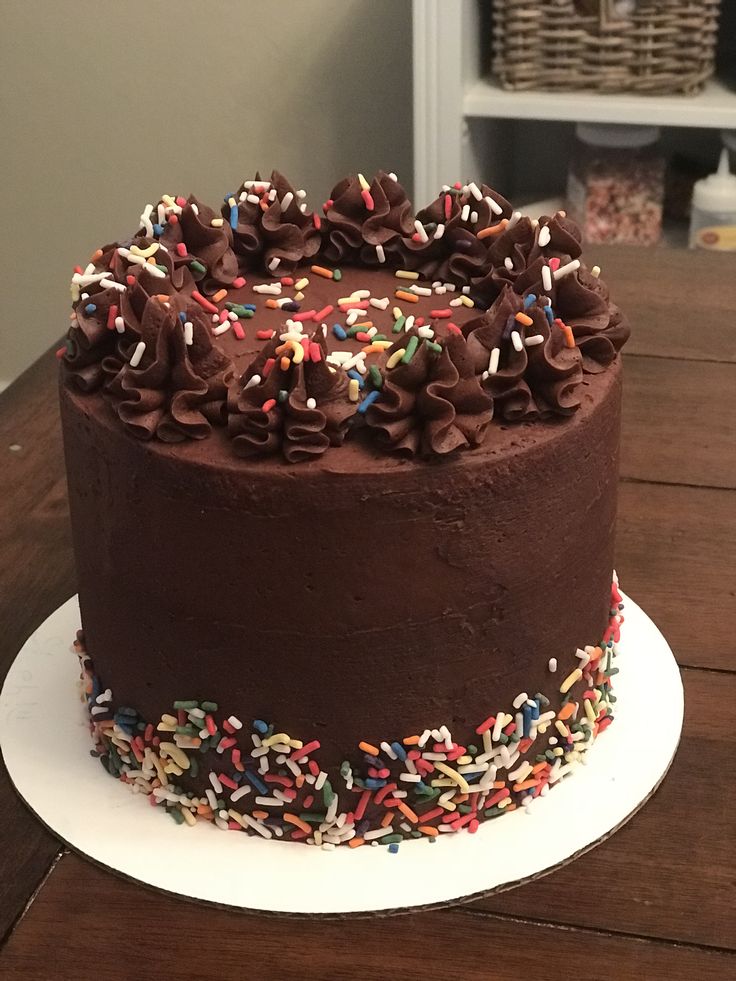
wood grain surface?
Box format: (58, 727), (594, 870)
(472, 668), (736, 949)
(0, 245), (734, 978)
(621, 356), (736, 489)
(598, 247), (736, 364)
(1, 853), (733, 981)
(617, 482), (736, 671)
(0, 354), (69, 946)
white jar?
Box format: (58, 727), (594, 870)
(689, 148), (736, 252)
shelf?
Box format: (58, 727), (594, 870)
(411, 0), (735, 206)
(463, 77), (736, 130)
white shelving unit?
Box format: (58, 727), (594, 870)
(412, 0), (736, 204)
(464, 77), (736, 129)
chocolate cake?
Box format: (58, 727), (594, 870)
(60, 172), (628, 848)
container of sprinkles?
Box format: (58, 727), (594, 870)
(567, 124), (665, 247)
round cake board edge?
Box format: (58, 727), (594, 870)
(0, 592), (683, 917)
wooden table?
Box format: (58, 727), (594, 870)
(0, 247), (734, 979)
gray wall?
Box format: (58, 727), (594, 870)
(0, 0), (413, 387)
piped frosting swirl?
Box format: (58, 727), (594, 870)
(159, 196), (239, 290)
(364, 331), (493, 457)
(463, 285), (583, 421)
(62, 170), (629, 462)
(103, 297), (234, 442)
(322, 171), (415, 267)
(228, 333), (354, 462)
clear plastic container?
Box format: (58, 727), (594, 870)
(567, 123), (665, 246)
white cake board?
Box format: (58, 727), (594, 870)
(0, 592), (682, 916)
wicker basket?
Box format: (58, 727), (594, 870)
(492, 0), (721, 95)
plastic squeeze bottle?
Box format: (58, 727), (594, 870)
(689, 148), (736, 251)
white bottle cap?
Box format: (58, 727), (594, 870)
(575, 123), (660, 149)
(692, 149), (736, 213)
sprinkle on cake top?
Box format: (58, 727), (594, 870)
(61, 171), (629, 460)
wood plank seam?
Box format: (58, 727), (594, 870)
(623, 348), (734, 365)
(624, 353), (733, 366)
(620, 476), (735, 493)
(452, 907), (736, 958)
(0, 848), (64, 950)
(673, 664), (736, 677)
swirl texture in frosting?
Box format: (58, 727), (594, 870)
(103, 297), (234, 442)
(323, 171), (415, 267)
(364, 331), (492, 457)
(62, 171), (629, 460)
(228, 332), (355, 461)
(463, 285), (583, 421)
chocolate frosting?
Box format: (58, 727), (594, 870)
(471, 214), (582, 304)
(63, 257), (185, 392)
(365, 332), (492, 457)
(105, 236), (194, 293)
(479, 183), (513, 225)
(401, 222), (491, 284)
(159, 195), (239, 290)
(118, 267), (180, 335)
(227, 355), (284, 458)
(360, 172), (416, 264)
(470, 215), (629, 372)
(463, 285), (583, 421)
(223, 179), (266, 266)
(565, 265), (631, 372)
(220, 171), (321, 274)
(260, 171), (321, 274)
(419, 184), (512, 231)
(62, 171), (630, 459)
(61, 357), (622, 777)
(64, 282), (126, 392)
(323, 171), (415, 266)
(400, 185), (510, 284)
(59, 178), (627, 845)
(492, 213), (582, 271)
(103, 297), (234, 442)
(228, 334), (354, 461)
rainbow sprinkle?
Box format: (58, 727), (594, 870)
(75, 579), (624, 851)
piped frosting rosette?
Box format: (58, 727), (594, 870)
(64, 281), (128, 393)
(322, 171), (415, 267)
(399, 182), (511, 286)
(562, 265), (630, 373)
(221, 171), (322, 276)
(470, 214), (629, 370)
(63, 247), (193, 392)
(462, 285), (583, 421)
(102, 295), (234, 442)
(158, 195), (239, 291)
(471, 212), (582, 305)
(222, 176), (268, 266)
(258, 171), (322, 276)
(363, 330), (492, 458)
(228, 331), (355, 462)
(109, 236), (195, 294)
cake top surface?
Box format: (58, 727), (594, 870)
(61, 170), (629, 464)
